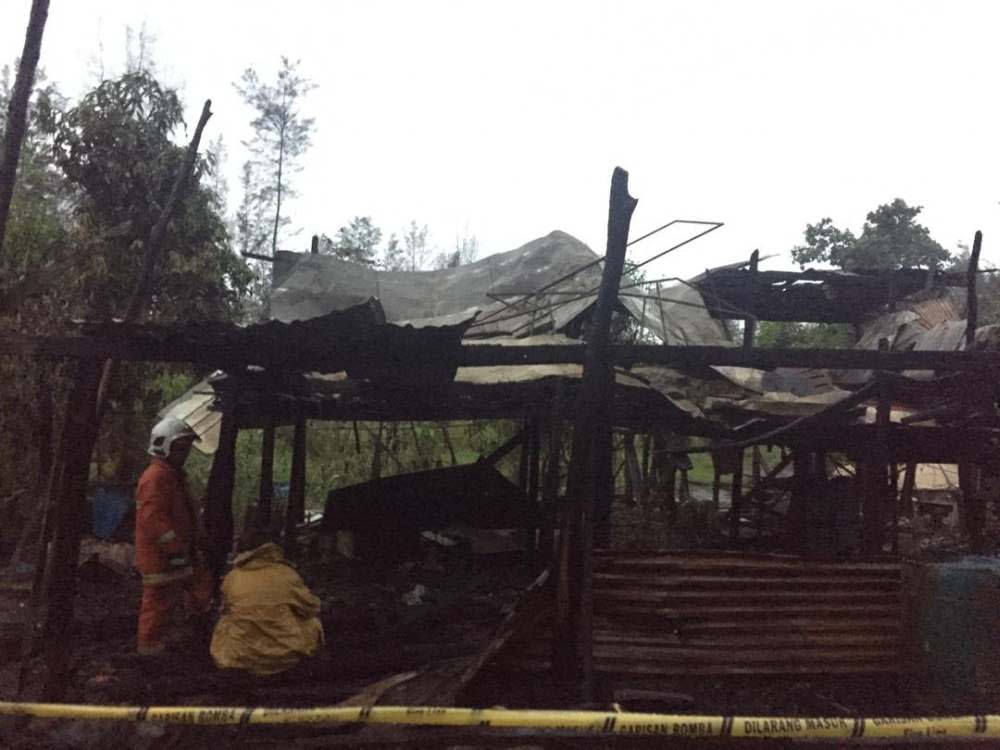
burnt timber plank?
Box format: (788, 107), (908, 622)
(8, 331), (1000, 372)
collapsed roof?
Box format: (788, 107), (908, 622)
(271, 230), (733, 346)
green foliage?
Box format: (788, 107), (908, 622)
(402, 220), (431, 271)
(756, 321), (855, 349)
(320, 216), (382, 266)
(792, 198), (951, 271)
(0, 65), (253, 497)
(234, 57), (315, 257)
(434, 231), (480, 270)
(47, 70), (252, 323)
(182, 419), (524, 523)
(950, 246), (1000, 327)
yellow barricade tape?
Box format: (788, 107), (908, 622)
(0, 702), (997, 740)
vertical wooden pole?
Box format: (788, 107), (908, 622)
(862, 377), (892, 556)
(789, 450), (810, 552)
(593, 427), (615, 547)
(258, 417), (275, 528)
(204, 406), (238, 580)
(41, 357), (101, 699)
(284, 419), (307, 556)
(959, 463), (985, 553)
(640, 433), (651, 501)
(900, 462), (917, 518)
(528, 418), (541, 501)
(518, 418), (530, 493)
(966, 230), (982, 348)
(370, 422), (384, 481)
(554, 167), (637, 701)
(516, 418), (533, 559)
(623, 433), (643, 507)
(728, 448), (744, 546)
(541, 404), (564, 560)
(743, 249), (759, 349)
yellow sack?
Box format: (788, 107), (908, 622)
(210, 543), (324, 675)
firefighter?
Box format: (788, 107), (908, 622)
(210, 530), (324, 675)
(134, 416), (213, 656)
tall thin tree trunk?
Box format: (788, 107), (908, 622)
(0, 0), (49, 258)
(271, 128), (285, 257)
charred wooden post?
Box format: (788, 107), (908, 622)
(517, 419), (534, 558)
(623, 432), (642, 506)
(712, 463), (721, 511)
(41, 357), (101, 699)
(890, 463), (900, 554)
(518, 418), (530, 493)
(788, 451), (811, 552)
(862, 377), (892, 555)
(257, 417), (276, 528)
(370, 422), (384, 481)
(959, 463), (985, 553)
(640, 433), (651, 500)
(967, 230), (982, 347)
(900, 462), (917, 518)
(742, 250), (759, 349)
(284, 419), (307, 556)
(728, 448), (744, 546)
(204, 405), (238, 580)
(528, 417), (541, 547)
(653, 431), (677, 517)
(540, 410), (565, 559)
(593, 426), (615, 547)
(554, 167), (637, 700)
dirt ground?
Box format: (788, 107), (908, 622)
(0, 517), (988, 749)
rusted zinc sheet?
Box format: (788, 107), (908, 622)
(270, 230), (734, 347)
(75, 299), (473, 381)
(499, 551), (902, 676)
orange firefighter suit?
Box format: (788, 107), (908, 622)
(134, 457), (213, 652)
(210, 543), (324, 675)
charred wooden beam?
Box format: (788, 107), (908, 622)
(479, 427), (527, 466)
(555, 167), (637, 699)
(11, 334), (1000, 372)
(742, 250), (759, 349)
(728, 448), (744, 546)
(967, 230), (982, 347)
(41, 357), (101, 699)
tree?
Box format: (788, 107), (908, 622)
(321, 215), (381, 265)
(402, 220), (430, 271)
(0, 0), (50, 259)
(434, 230), (479, 269)
(755, 321), (854, 349)
(792, 198), (951, 271)
(380, 233), (404, 271)
(234, 57), (315, 258)
(50, 71), (251, 323)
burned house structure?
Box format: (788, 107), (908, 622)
(5, 170), (1000, 719)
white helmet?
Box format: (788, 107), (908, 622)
(148, 416), (199, 458)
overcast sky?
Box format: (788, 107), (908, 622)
(4, 1), (999, 279)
